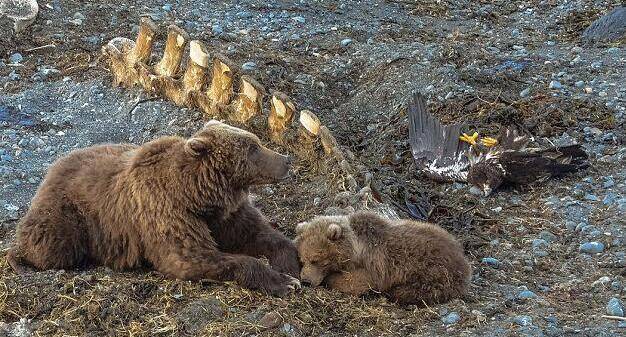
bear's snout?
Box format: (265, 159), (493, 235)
(300, 265), (325, 287)
(250, 146), (292, 184)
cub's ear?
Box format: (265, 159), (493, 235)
(185, 138), (209, 156)
(295, 222), (308, 234)
(327, 223), (342, 240)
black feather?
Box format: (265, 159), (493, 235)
(500, 144), (589, 184)
(407, 92), (469, 182)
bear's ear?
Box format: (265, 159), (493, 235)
(327, 223), (342, 240)
(185, 138), (209, 156)
(295, 222), (308, 234)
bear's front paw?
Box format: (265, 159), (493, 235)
(264, 272), (301, 297)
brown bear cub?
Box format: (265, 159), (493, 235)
(8, 120), (301, 296)
(295, 211), (471, 305)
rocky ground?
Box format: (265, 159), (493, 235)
(1, 0), (625, 336)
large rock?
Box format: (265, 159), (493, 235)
(582, 7), (626, 44)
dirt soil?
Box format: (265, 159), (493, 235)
(1, 0), (625, 336)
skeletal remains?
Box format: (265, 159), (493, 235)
(101, 17), (399, 219)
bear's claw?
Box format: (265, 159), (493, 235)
(285, 274), (301, 290)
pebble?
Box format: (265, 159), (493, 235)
(82, 35), (101, 45)
(259, 311), (283, 329)
(482, 257), (500, 268)
(603, 193), (616, 205)
(532, 239), (548, 250)
(579, 242), (605, 254)
(442, 312), (460, 325)
(211, 25), (223, 35)
(520, 87), (531, 97)
(280, 323), (295, 334)
(340, 38), (353, 47)
(611, 280), (622, 291)
(9, 53), (23, 64)
(3, 203), (19, 212)
(607, 298), (624, 317)
(603, 177), (615, 188)
(1, 154), (13, 162)
(513, 315), (533, 326)
(607, 47), (620, 54)
(592, 276), (611, 287)
(292, 16), (306, 23)
(575, 80), (585, 88)
(162, 4), (172, 12)
(469, 186), (482, 196)
(539, 231), (557, 243)
(584, 194), (599, 201)
(517, 290), (538, 299)
(571, 46), (583, 53)
(549, 80), (562, 89)
(241, 62), (257, 71)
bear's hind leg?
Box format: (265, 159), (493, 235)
(385, 283), (452, 306)
(16, 200), (90, 270)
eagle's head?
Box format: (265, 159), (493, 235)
(467, 161), (505, 196)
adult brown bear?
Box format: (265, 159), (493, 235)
(8, 120), (301, 296)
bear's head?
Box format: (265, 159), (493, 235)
(184, 120), (292, 186)
(294, 215), (354, 286)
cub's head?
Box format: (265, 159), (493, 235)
(294, 215), (353, 287)
(185, 120), (291, 186)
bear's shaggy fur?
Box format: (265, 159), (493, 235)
(295, 211), (471, 305)
(8, 121), (301, 296)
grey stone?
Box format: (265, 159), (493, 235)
(341, 38), (353, 47)
(532, 239), (549, 250)
(241, 62), (257, 71)
(549, 80), (562, 89)
(482, 257), (500, 268)
(539, 231), (558, 243)
(9, 70), (20, 81)
(603, 193), (616, 205)
(513, 315), (533, 326)
(607, 297), (624, 317)
(520, 87), (531, 97)
(9, 53), (23, 64)
(211, 25), (223, 35)
(518, 290), (538, 299)
(469, 186), (482, 196)
(442, 312), (460, 325)
(579, 242), (605, 254)
(292, 16), (305, 24)
(162, 4), (172, 12)
(603, 177), (615, 188)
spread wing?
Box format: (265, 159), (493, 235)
(407, 92), (469, 182)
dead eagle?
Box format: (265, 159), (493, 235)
(407, 92), (589, 196)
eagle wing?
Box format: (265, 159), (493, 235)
(407, 92), (469, 182)
(499, 144), (589, 184)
